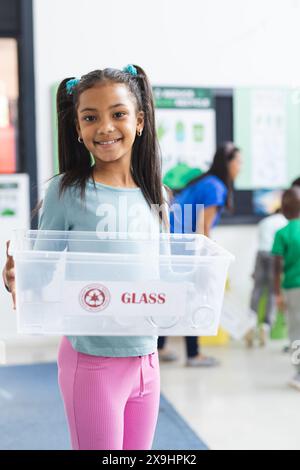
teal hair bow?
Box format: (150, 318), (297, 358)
(66, 78), (80, 95)
(122, 64), (138, 76)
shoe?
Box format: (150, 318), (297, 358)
(186, 355), (220, 367)
(258, 324), (268, 347)
(244, 329), (255, 348)
(288, 373), (300, 391)
(158, 349), (178, 362)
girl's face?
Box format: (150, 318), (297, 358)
(76, 82), (144, 166)
(228, 151), (242, 181)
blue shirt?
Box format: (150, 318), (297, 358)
(170, 175), (228, 233)
(38, 174), (165, 357)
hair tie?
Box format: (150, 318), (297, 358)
(66, 78), (80, 95)
(122, 64), (138, 76)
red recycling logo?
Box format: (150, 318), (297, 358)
(79, 284), (110, 312)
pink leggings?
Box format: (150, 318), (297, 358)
(57, 337), (160, 450)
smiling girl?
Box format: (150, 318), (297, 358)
(3, 65), (167, 450)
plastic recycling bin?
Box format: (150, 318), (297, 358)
(11, 230), (234, 336)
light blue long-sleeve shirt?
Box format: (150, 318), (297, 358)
(38, 174), (164, 357)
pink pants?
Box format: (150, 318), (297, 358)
(57, 337), (160, 450)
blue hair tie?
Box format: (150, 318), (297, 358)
(66, 78), (80, 95)
(122, 64), (138, 76)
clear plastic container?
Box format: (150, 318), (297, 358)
(220, 293), (257, 340)
(11, 230), (234, 336)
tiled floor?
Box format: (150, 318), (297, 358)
(160, 337), (300, 450)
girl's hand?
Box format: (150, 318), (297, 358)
(276, 293), (285, 313)
(2, 241), (16, 310)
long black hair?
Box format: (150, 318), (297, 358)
(175, 142), (240, 210)
(53, 65), (165, 222)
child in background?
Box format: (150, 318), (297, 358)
(246, 206), (287, 347)
(272, 187), (300, 390)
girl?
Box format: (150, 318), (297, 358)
(158, 142), (242, 366)
(3, 65), (168, 450)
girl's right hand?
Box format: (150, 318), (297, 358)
(2, 241), (16, 310)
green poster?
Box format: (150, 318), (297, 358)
(153, 87), (216, 190)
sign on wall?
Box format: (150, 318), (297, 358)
(234, 88), (300, 189)
(153, 87), (216, 189)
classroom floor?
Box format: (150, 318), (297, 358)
(0, 361), (207, 450)
(1, 335), (299, 450)
(160, 337), (300, 450)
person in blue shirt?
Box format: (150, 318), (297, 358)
(158, 142), (242, 366)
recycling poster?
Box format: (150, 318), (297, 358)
(153, 87), (216, 189)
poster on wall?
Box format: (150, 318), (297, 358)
(251, 90), (287, 188)
(234, 88), (300, 190)
(153, 87), (216, 190)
